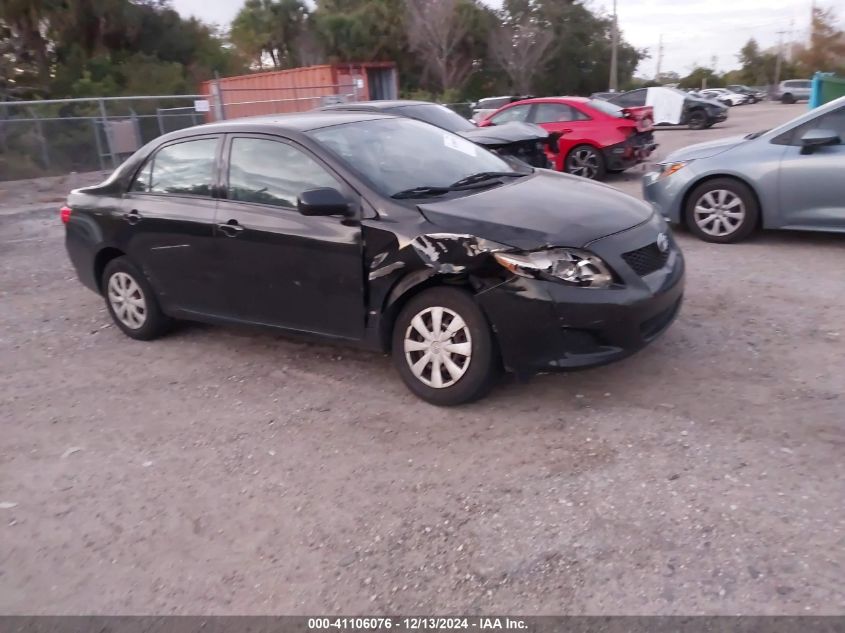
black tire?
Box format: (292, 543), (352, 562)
(684, 178), (760, 244)
(564, 144), (606, 180)
(391, 286), (498, 406)
(781, 93), (795, 104)
(102, 256), (171, 340)
(687, 110), (707, 130)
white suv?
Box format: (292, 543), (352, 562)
(776, 80), (812, 104)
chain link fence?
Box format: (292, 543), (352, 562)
(0, 82), (361, 182)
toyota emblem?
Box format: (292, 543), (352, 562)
(656, 233), (669, 253)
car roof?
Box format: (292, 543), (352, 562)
(169, 111), (397, 137)
(507, 96), (589, 105)
(319, 100), (434, 111)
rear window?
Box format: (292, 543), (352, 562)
(588, 99), (625, 117)
(395, 104), (475, 133)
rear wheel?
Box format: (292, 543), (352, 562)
(102, 257), (171, 340)
(684, 178), (759, 243)
(565, 145), (606, 180)
(687, 110), (707, 130)
(391, 287), (498, 406)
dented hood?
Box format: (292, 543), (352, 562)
(418, 170), (653, 250)
(458, 121), (549, 146)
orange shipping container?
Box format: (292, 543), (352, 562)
(201, 62), (398, 119)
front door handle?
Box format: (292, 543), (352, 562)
(124, 210), (142, 225)
(217, 220), (244, 237)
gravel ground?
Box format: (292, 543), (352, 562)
(1, 102), (843, 615)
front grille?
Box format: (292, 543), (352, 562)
(622, 242), (669, 277)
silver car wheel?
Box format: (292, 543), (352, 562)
(107, 271), (147, 329)
(693, 189), (746, 237)
(404, 306), (472, 389)
(567, 149), (599, 179)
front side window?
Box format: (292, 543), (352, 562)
(131, 138), (218, 196)
(309, 118), (515, 198)
(532, 103), (586, 123)
(489, 104), (531, 125)
(772, 107), (845, 145)
(227, 137), (341, 209)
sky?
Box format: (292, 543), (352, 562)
(171, 0), (841, 77)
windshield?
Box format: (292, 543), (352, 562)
(393, 104), (476, 133)
(588, 99), (625, 117)
(309, 118), (515, 198)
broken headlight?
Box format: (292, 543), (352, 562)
(493, 248), (614, 288)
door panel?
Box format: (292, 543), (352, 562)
(777, 107), (845, 229)
(121, 136), (221, 312)
(212, 135), (365, 339)
(777, 144), (845, 228)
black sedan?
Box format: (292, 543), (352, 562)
(63, 112), (684, 405)
(319, 100), (555, 168)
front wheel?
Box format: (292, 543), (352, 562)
(392, 287), (498, 406)
(565, 145), (606, 180)
(684, 178), (760, 243)
(781, 93), (795, 104)
(687, 110), (707, 130)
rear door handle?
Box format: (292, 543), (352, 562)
(124, 210), (142, 225)
(217, 220), (244, 237)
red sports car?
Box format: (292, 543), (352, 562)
(478, 97), (656, 180)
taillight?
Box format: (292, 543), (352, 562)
(60, 206), (72, 224)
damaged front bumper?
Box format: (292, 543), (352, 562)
(475, 225), (685, 375)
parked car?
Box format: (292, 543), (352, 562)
(320, 100), (554, 168)
(470, 95), (531, 122)
(63, 111), (685, 405)
(774, 79), (812, 104)
(590, 91), (621, 101)
(726, 84), (766, 103)
(605, 87), (728, 130)
(477, 97), (657, 180)
(643, 96), (845, 243)
(698, 88), (748, 107)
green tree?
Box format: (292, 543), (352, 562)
(798, 6), (845, 73)
(230, 0), (310, 69)
(679, 67), (724, 89)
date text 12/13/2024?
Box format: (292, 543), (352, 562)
(308, 618), (528, 630)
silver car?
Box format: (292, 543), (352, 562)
(643, 96), (845, 243)
(774, 80), (812, 104)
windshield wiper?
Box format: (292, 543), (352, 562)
(391, 186), (451, 199)
(450, 171), (529, 187)
(745, 129), (769, 140)
(391, 173), (527, 200)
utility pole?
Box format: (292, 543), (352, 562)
(655, 34), (664, 81)
(774, 29), (787, 87)
(609, 0), (618, 91)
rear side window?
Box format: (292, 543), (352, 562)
(131, 138), (218, 196)
(532, 103), (588, 123)
(489, 104), (531, 125)
(227, 137), (341, 209)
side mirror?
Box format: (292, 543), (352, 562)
(297, 187), (352, 217)
(799, 128), (841, 154)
